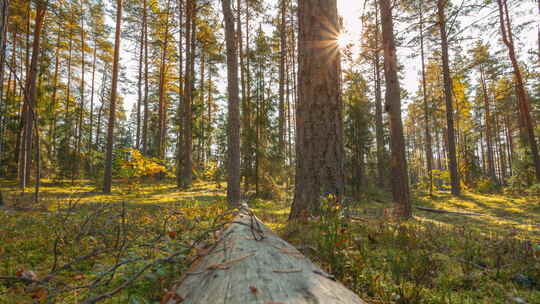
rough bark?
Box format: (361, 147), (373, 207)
(103, 0), (123, 194)
(496, 0), (540, 182)
(20, 1), (46, 189)
(290, 0), (344, 219)
(222, 0), (241, 206)
(181, 0), (194, 188)
(437, 0), (461, 195)
(378, 0), (411, 218)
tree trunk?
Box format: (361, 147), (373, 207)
(20, 1), (46, 189)
(378, 0), (411, 218)
(437, 0), (460, 195)
(176, 0), (184, 187)
(480, 65), (497, 184)
(157, 0), (171, 159)
(181, 0), (194, 188)
(278, 0), (287, 161)
(289, 0), (343, 219)
(222, 0), (241, 206)
(142, 0), (149, 155)
(374, 0), (385, 189)
(419, 1), (433, 195)
(103, 0), (123, 193)
(496, 0), (540, 182)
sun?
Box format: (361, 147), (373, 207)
(336, 33), (351, 49)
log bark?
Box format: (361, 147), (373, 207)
(168, 207), (365, 304)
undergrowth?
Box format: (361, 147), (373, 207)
(281, 195), (540, 304)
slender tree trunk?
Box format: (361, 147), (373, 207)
(176, 0), (184, 187)
(181, 0), (195, 187)
(437, 0), (460, 195)
(136, 18), (144, 150)
(419, 1), (433, 195)
(222, 0), (241, 205)
(496, 0), (540, 182)
(480, 66), (497, 184)
(378, 0), (411, 218)
(157, 0), (171, 159)
(75, 1), (86, 180)
(142, 0), (149, 155)
(88, 40), (97, 153)
(49, 29), (60, 164)
(20, 1), (46, 189)
(103, 0), (123, 193)
(0, 0), (9, 169)
(278, 0), (287, 161)
(374, 0), (385, 188)
(290, 0), (343, 219)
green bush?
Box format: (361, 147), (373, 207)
(476, 178), (498, 194)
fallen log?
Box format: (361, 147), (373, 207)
(166, 205), (365, 304)
(415, 206), (483, 217)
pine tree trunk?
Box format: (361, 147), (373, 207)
(278, 0), (287, 161)
(289, 0), (343, 219)
(222, 0), (241, 206)
(157, 0), (171, 159)
(103, 0), (123, 193)
(141, 0), (149, 155)
(176, 0), (184, 187)
(378, 0), (411, 218)
(181, 0), (195, 188)
(437, 0), (460, 195)
(480, 66), (497, 184)
(496, 0), (540, 182)
(419, 1), (433, 195)
(20, 1), (46, 189)
(374, 0), (385, 188)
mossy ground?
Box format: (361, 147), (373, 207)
(1, 179), (539, 303)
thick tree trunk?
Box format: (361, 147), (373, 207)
(437, 0), (460, 196)
(222, 0), (241, 206)
(103, 0), (123, 193)
(378, 0), (411, 218)
(496, 0), (540, 182)
(290, 0), (343, 219)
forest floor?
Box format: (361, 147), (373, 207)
(1, 179), (539, 303)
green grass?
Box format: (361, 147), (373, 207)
(0, 179), (230, 303)
(1, 179), (539, 303)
